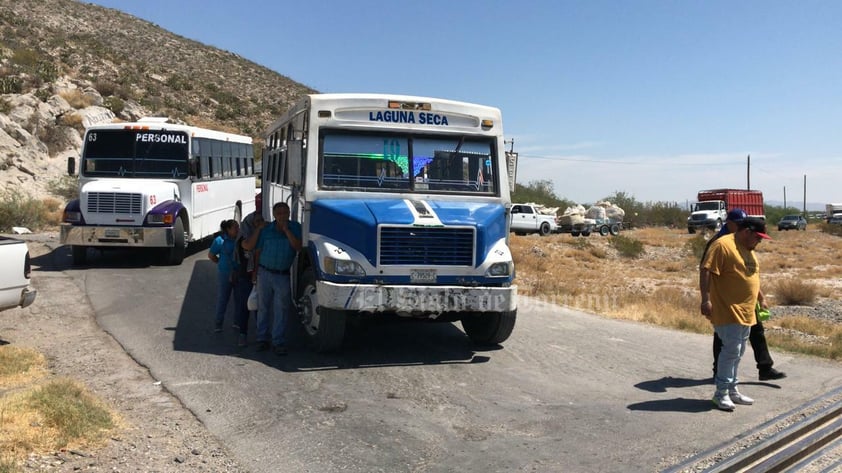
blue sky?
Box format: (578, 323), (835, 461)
(87, 0), (842, 209)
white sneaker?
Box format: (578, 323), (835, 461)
(729, 389), (754, 405)
(712, 390), (735, 411)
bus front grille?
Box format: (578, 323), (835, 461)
(87, 192), (143, 214)
(379, 226), (474, 266)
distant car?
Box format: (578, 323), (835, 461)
(778, 215), (807, 231)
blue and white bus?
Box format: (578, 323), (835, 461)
(61, 117), (256, 265)
(262, 94), (517, 351)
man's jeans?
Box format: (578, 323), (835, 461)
(714, 323), (751, 392)
(256, 267), (292, 346)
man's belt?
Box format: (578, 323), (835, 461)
(259, 265), (289, 275)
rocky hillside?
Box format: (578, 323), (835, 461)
(0, 0), (316, 200)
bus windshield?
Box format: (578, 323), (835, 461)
(320, 131), (496, 194)
(82, 130), (190, 179)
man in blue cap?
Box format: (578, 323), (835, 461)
(700, 208), (786, 381)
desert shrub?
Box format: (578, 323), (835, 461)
(820, 222), (842, 237)
(35, 60), (58, 84)
(34, 87), (52, 102)
(0, 75), (23, 93)
(10, 48), (39, 67)
(772, 278), (818, 306)
(0, 97), (11, 114)
(59, 89), (95, 109)
(685, 233), (709, 260)
(570, 237), (592, 250)
(94, 80), (118, 97)
(49, 176), (79, 201)
(610, 234), (645, 258)
(0, 191), (56, 232)
(104, 96), (124, 115)
(58, 113), (85, 134)
(38, 124), (77, 155)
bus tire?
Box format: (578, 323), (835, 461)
(539, 222), (551, 236)
(571, 231), (580, 237)
(166, 217), (186, 265)
(71, 245), (87, 265)
(461, 310), (516, 346)
(581, 231), (591, 236)
(299, 268), (346, 352)
(599, 225), (610, 236)
(610, 224), (620, 236)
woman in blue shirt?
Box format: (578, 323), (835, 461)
(208, 219), (251, 336)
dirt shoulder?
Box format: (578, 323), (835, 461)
(1, 234), (247, 472)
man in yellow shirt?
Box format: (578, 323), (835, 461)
(700, 217), (771, 411)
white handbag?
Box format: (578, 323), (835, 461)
(247, 283), (258, 311)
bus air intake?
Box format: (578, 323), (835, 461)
(379, 226), (474, 266)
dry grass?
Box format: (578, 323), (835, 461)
(0, 346), (119, 470)
(58, 89), (96, 109)
(511, 227), (842, 359)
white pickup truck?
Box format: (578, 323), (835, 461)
(0, 236), (37, 312)
(510, 203), (558, 236)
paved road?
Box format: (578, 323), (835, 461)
(57, 243), (842, 472)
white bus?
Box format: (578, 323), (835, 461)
(262, 94), (517, 351)
(61, 117), (256, 265)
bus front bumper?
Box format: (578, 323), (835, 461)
(60, 224), (175, 248)
(317, 280), (518, 316)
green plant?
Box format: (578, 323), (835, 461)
(684, 233), (709, 260)
(610, 234), (645, 258)
(0, 192), (54, 232)
(0, 76), (22, 94)
(104, 96), (124, 115)
(10, 48), (39, 68)
(48, 176), (79, 201)
(26, 379), (115, 447)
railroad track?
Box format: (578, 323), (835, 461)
(664, 386), (842, 473)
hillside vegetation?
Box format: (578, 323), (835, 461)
(0, 0), (315, 204)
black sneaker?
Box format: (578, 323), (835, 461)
(759, 368), (787, 381)
(256, 341), (270, 352)
(273, 345), (288, 356)
(213, 323), (223, 333)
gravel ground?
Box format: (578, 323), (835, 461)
(2, 237), (248, 472)
(4, 232), (840, 472)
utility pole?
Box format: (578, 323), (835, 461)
(783, 186), (787, 209)
(803, 174), (807, 216)
(746, 154), (751, 189)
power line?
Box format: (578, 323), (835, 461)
(518, 153), (745, 167)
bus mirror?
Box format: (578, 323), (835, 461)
(67, 156), (76, 176)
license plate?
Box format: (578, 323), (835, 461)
(104, 229), (120, 238)
(410, 269), (437, 283)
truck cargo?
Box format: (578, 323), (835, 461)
(687, 189), (764, 234)
(557, 202), (624, 236)
(826, 203), (842, 222)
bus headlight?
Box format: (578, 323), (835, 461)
(487, 262), (512, 277)
(63, 211), (82, 223)
(147, 214), (175, 225)
(323, 257), (366, 276)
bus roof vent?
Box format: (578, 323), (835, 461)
(137, 117), (172, 123)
